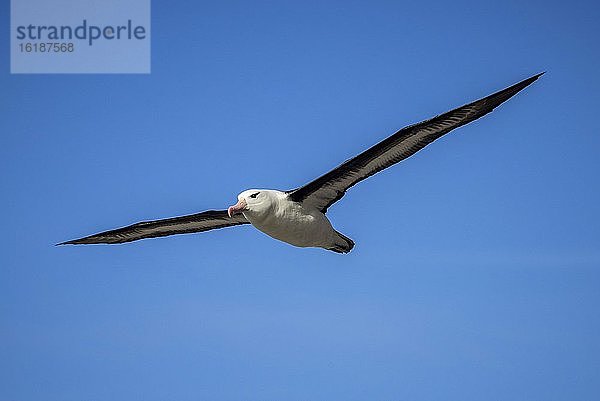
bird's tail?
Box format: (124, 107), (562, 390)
(328, 231), (355, 254)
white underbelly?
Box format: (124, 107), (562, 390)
(244, 206), (336, 248)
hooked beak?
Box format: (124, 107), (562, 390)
(227, 198), (247, 217)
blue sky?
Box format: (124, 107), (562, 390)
(2, 1), (600, 400)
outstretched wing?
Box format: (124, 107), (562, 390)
(288, 73), (543, 212)
(58, 210), (249, 245)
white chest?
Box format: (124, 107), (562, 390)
(243, 198), (336, 248)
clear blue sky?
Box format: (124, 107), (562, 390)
(2, 1), (600, 400)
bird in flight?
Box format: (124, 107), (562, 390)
(59, 73), (543, 253)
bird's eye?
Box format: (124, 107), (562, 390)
(249, 192), (260, 199)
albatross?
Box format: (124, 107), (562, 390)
(59, 73), (543, 253)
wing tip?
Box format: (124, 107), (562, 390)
(509, 71), (545, 91)
(56, 239), (85, 246)
(482, 71), (545, 109)
(56, 236), (110, 245)
(518, 71), (545, 88)
(526, 71), (545, 84)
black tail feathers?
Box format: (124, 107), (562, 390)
(328, 231), (355, 254)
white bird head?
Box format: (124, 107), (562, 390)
(228, 189), (275, 218)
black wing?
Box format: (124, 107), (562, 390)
(58, 210), (249, 245)
(288, 73), (543, 212)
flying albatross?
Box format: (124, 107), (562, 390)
(59, 73), (543, 253)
